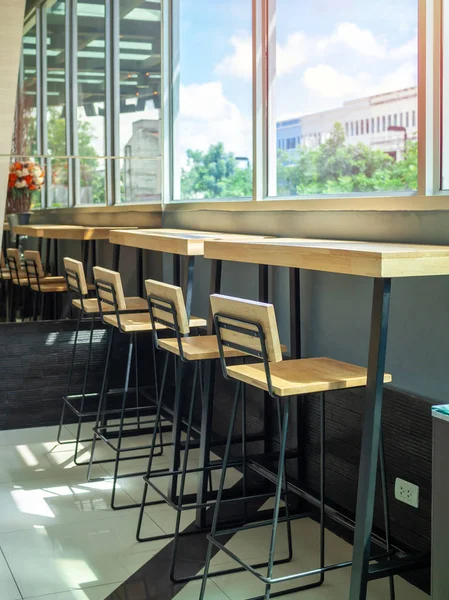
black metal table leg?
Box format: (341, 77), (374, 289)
(92, 239), (97, 272)
(195, 258), (222, 528)
(137, 248), (143, 297)
(112, 244), (121, 271)
(82, 240), (89, 275)
(259, 265), (273, 457)
(289, 267), (304, 486)
(38, 238), (43, 258)
(349, 277), (391, 600)
(173, 254), (181, 286)
(182, 255), (195, 319)
(54, 239), (59, 275)
(45, 238), (51, 275)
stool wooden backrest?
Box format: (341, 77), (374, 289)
(210, 294), (283, 363)
(93, 266), (126, 312)
(64, 257), (88, 296)
(23, 250), (45, 279)
(145, 279), (190, 335)
(6, 248), (25, 283)
(0, 250), (5, 269)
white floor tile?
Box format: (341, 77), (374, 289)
(173, 578), (230, 600)
(0, 476), (142, 533)
(0, 512), (167, 598)
(0, 549), (21, 600)
(23, 582), (120, 599)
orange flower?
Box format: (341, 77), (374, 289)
(29, 184), (36, 191)
(13, 161), (22, 170)
(8, 173), (17, 188)
(24, 175), (33, 186)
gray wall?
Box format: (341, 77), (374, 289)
(164, 208), (449, 403)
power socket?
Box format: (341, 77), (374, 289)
(395, 477), (419, 508)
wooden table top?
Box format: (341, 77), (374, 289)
(13, 225), (138, 241)
(203, 237), (449, 278)
(3, 223), (10, 232)
(109, 229), (270, 256)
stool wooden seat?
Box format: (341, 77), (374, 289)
(199, 293), (396, 600)
(103, 311), (206, 333)
(226, 356), (392, 397)
(72, 295), (148, 314)
(158, 336), (288, 361)
(30, 281), (68, 293)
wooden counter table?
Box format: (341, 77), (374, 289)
(203, 237), (442, 599)
(13, 225), (138, 277)
(110, 228), (273, 528)
(109, 228), (271, 311)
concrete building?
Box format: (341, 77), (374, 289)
(123, 119), (161, 202)
(277, 87), (418, 161)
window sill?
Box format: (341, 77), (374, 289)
(165, 195), (449, 212)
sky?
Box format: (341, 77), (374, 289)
(177, 0), (418, 163)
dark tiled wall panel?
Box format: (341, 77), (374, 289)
(0, 320), (155, 429)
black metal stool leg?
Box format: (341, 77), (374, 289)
(199, 381), (242, 600)
(136, 352), (171, 542)
(58, 308), (83, 445)
(169, 362), (199, 582)
(87, 326), (115, 482)
(73, 314), (96, 465)
(111, 333), (134, 510)
(379, 429), (395, 600)
(263, 398), (289, 600)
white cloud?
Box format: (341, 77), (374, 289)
(317, 22), (388, 58)
(389, 35), (417, 60)
(368, 61), (417, 95)
(215, 35), (252, 80)
(178, 82), (252, 163)
(302, 64), (367, 98)
(215, 31), (307, 80)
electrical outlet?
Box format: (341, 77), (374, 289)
(395, 477), (419, 508)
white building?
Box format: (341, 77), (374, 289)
(277, 87), (418, 161)
(123, 119), (161, 202)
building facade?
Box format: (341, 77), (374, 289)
(277, 87), (418, 161)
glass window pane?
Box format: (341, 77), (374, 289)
(46, 0), (69, 208)
(173, 0), (253, 201)
(443, 3), (449, 188)
(270, 0), (418, 197)
(118, 0), (162, 203)
(77, 0), (106, 204)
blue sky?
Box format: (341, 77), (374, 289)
(177, 0), (418, 161)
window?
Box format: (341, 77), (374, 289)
(118, 0), (162, 203)
(412, 110), (416, 127)
(394, 114), (398, 126)
(406, 112), (410, 127)
(400, 113), (403, 126)
(45, 1), (69, 208)
(351, 122), (354, 136)
(345, 123), (349, 137)
(377, 117), (380, 132)
(270, 0), (418, 196)
(382, 116), (386, 131)
(76, 0), (106, 204)
(16, 19), (41, 209)
(172, 0), (253, 200)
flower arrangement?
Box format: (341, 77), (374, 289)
(6, 161), (45, 214)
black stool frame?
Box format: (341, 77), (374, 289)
(136, 292), (297, 585)
(199, 312), (395, 600)
(87, 277), (164, 510)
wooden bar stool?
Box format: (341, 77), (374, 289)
(0, 250), (12, 320)
(88, 267), (206, 510)
(199, 294), (395, 600)
(59, 258), (152, 467)
(6, 248), (34, 321)
(23, 250), (67, 320)
(136, 280), (294, 585)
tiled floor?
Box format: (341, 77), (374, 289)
(0, 423), (430, 600)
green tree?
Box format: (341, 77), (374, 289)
(277, 122), (418, 195)
(181, 143), (252, 199)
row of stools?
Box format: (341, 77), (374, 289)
(53, 256), (396, 600)
(0, 247), (71, 321)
